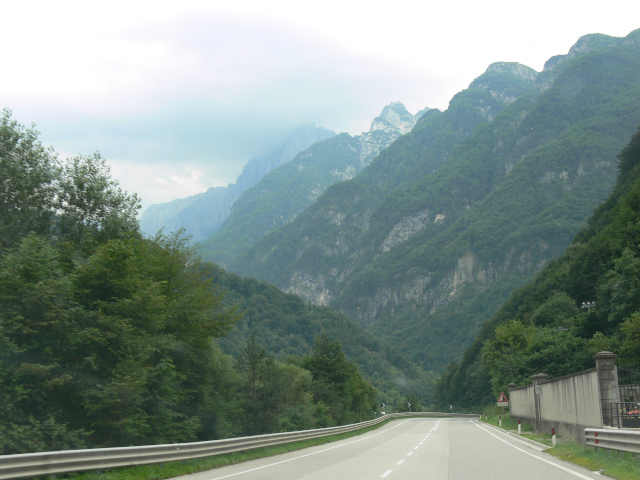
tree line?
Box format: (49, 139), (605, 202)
(0, 110), (377, 454)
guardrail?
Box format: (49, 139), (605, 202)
(0, 412), (477, 479)
(585, 428), (640, 454)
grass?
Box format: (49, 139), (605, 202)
(548, 443), (640, 480)
(55, 420), (393, 480)
(480, 411), (640, 479)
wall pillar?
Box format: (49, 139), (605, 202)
(532, 373), (549, 430)
(594, 351), (618, 427)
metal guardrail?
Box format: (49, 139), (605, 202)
(585, 428), (640, 454)
(0, 412), (476, 479)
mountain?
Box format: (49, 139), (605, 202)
(139, 124), (335, 241)
(435, 124), (640, 409)
(207, 263), (435, 402)
(216, 30), (640, 373)
(199, 102), (428, 266)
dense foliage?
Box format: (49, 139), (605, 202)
(435, 125), (640, 409)
(207, 263), (436, 404)
(0, 111), (380, 455)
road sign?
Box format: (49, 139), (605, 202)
(497, 392), (509, 407)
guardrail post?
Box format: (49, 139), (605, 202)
(594, 351), (619, 427)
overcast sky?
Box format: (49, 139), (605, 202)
(2, 1), (639, 211)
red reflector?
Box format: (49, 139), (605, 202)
(595, 432), (598, 437)
(595, 439), (599, 444)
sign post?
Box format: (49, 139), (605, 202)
(497, 392), (509, 422)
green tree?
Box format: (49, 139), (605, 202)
(0, 109), (59, 251)
(54, 153), (140, 249)
(302, 333), (376, 424)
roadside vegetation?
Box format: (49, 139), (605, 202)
(481, 411), (640, 480)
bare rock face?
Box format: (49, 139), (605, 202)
(381, 210), (430, 252)
(358, 102), (427, 166)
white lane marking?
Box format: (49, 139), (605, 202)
(480, 424), (546, 452)
(380, 469), (393, 478)
(396, 459), (405, 465)
(473, 422), (595, 480)
(407, 451), (414, 456)
(414, 446), (419, 450)
(206, 419), (414, 480)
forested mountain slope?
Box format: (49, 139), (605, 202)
(207, 264), (435, 403)
(224, 30), (640, 372)
(436, 124), (640, 409)
(199, 102), (426, 266)
(140, 124), (335, 241)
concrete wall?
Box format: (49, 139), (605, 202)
(509, 368), (603, 444)
(509, 385), (535, 419)
(538, 369), (601, 427)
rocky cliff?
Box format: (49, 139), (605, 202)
(199, 102), (428, 266)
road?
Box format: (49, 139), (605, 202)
(173, 418), (604, 480)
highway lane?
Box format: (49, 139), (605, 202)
(173, 418), (604, 480)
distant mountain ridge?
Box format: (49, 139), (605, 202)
(214, 29), (640, 372)
(200, 101), (428, 266)
(139, 124), (335, 241)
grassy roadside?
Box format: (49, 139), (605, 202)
(480, 411), (640, 480)
(57, 419), (394, 480)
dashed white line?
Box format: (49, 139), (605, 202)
(380, 469), (393, 478)
(407, 451), (414, 456)
(205, 419), (413, 480)
(396, 459), (405, 465)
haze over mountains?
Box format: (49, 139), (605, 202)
(145, 29), (640, 377)
(139, 124), (335, 241)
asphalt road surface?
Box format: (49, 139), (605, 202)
(173, 418), (605, 480)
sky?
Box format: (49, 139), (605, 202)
(2, 1), (639, 212)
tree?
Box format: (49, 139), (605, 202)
(54, 153), (140, 249)
(0, 109), (59, 251)
(235, 335), (317, 435)
(302, 333), (376, 424)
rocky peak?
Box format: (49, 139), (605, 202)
(357, 102), (428, 167)
(485, 62), (538, 82)
(470, 63), (537, 107)
(369, 101), (417, 135)
(544, 32), (624, 72)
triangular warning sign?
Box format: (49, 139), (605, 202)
(497, 392), (508, 402)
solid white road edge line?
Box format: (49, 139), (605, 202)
(473, 422), (595, 480)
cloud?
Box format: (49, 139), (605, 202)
(7, 2), (637, 212)
(4, 11), (437, 209)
